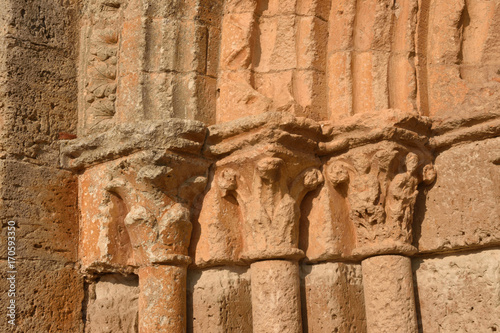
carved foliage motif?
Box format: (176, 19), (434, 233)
(71, 113), (441, 268)
(325, 144), (436, 256)
(93, 151), (208, 268)
(211, 152), (323, 261)
(85, 1), (123, 125)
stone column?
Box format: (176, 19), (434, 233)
(362, 255), (418, 333)
(319, 115), (437, 333)
(116, 167), (205, 333)
(194, 114), (325, 331)
(251, 260), (302, 333)
(138, 265), (188, 333)
(61, 120), (208, 333)
(214, 153), (323, 332)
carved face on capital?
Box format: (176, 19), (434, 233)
(217, 168), (238, 191)
(422, 164), (437, 184)
(405, 152), (419, 174)
(256, 157), (283, 182)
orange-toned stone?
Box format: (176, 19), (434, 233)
(6, 1), (499, 331)
(251, 260), (302, 333)
(318, 112), (435, 259)
(301, 262), (367, 333)
(138, 265), (187, 333)
(196, 115), (323, 264)
(362, 255), (418, 333)
(220, 12), (255, 71)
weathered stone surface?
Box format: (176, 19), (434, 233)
(304, 110), (436, 260)
(139, 265), (187, 333)
(416, 137), (500, 252)
(414, 249), (500, 332)
(217, 0), (329, 122)
(188, 267), (252, 333)
(77, 149), (208, 271)
(416, 0), (500, 117)
(0, 2), (81, 327)
(251, 260), (302, 333)
(0, 160), (78, 262)
(79, 0), (221, 134)
(0, 0), (78, 166)
(362, 255), (418, 333)
(194, 112), (323, 266)
(0, 260), (83, 333)
(61, 119), (207, 170)
(2, 0), (499, 332)
(85, 274), (139, 333)
(301, 262), (367, 333)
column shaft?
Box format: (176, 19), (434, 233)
(138, 265), (187, 333)
(251, 260), (303, 333)
(362, 255), (418, 333)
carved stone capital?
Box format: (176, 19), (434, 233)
(102, 151), (208, 267)
(195, 113), (323, 265)
(320, 110), (436, 258)
(218, 152), (322, 261)
(63, 121), (209, 271)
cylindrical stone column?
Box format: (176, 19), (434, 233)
(361, 255), (418, 333)
(251, 260), (302, 333)
(138, 265), (187, 333)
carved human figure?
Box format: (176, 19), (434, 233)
(385, 152), (420, 242)
(347, 156), (386, 245)
(326, 149), (436, 254)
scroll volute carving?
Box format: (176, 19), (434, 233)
(198, 151), (323, 264)
(325, 144), (436, 257)
(101, 151), (209, 267)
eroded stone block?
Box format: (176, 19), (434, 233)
(416, 137), (500, 252)
(0, 260), (83, 332)
(414, 249), (500, 332)
(85, 274), (139, 333)
(188, 267), (252, 332)
(0, 161), (78, 262)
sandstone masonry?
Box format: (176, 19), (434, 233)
(0, 1), (499, 332)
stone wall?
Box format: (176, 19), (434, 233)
(0, 0), (499, 332)
(0, 1), (83, 332)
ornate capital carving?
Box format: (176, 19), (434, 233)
(102, 151), (208, 266)
(325, 145), (435, 257)
(195, 113), (323, 265)
(320, 111), (436, 258)
(217, 154), (323, 261)
(63, 121), (209, 271)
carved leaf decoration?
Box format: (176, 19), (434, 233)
(98, 29), (119, 45)
(90, 99), (115, 117)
